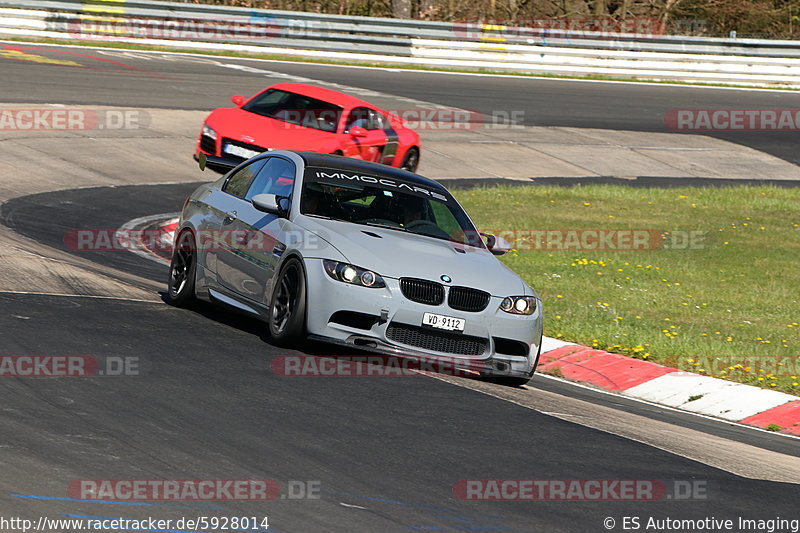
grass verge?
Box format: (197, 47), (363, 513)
(455, 184), (800, 395)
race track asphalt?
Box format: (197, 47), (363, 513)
(1, 43), (798, 532)
(2, 41), (800, 165)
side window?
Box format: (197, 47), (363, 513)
(223, 160), (267, 198)
(245, 157), (296, 201)
(345, 107), (372, 131)
(368, 110), (385, 130)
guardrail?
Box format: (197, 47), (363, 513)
(1, 0), (800, 86)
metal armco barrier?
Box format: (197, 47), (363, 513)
(1, 0), (800, 86)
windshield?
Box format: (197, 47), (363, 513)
(242, 89), (343, 133)
(300, 168), (483, 247)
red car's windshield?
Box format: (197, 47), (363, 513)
(242, 89), (343, 133)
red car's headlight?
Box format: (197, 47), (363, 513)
(201, 123), (217, 141)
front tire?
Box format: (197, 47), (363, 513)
(166, 230), (197, 308)
(268, 258), (307, 346)
(484, 376), (531, 387)
(483, 344), (539, 387)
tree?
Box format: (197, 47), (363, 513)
(392, 0), (411, 18)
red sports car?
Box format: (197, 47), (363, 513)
(196, 83), (421, 173)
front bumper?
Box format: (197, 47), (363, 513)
(307, 334), (539, 379)
(304, 259), (543, 378)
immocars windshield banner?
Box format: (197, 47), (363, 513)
(304, 167), (451, 203)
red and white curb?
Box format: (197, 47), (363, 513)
(115, 213), (178, 265)
(158, 217), (179, 249)
(539, 337), (800, 436)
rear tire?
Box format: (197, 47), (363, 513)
(166, 230), (197, 308)
(268, 258), (307, 346)
(400, 147), (419, 172)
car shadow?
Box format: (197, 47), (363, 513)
(156, 291), (529, 387)
(158, 290), (358, 357)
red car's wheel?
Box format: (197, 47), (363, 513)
(401, 147), (419, 173)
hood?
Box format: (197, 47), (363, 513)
(297, 216), (528, 297)
(207, 107), (336, 150)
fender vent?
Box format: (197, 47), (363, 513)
(493, 337), (529, 357)
(329, 311), (379, 330)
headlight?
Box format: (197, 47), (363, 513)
(323, 260), (385, 288)
(499, 296), (537, 315)
(202, 123), (217, 140)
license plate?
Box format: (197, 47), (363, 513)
(422, 312), (465, 332)
(224, 143), (263, 160)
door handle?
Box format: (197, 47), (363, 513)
(223, 210), (237, 224)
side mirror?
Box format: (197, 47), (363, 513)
(231, 95), (245, 107)
(350, 126), (368, 138)
(482, 233), (511, 256)
(252, 194), (289, 216)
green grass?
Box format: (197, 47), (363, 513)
(4, 36), (799, 91)
(454, 185), (800, 395)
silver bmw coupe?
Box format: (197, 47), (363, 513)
(168, 151), (542, 385)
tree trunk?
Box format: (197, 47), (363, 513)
(392, 0), (411, 18)
(593, 0), (607, 15)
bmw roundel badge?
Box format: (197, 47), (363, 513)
(441, 275), (452, 283)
